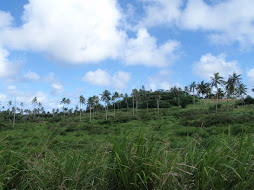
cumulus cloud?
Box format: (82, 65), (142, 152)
(0, 11), (13, 28)
(139, 0), (183, 28)
(146, 70), (182, 91)
(123, 28), (180, 67)
(44, 72), (64, 95)
(0, 47), (20, 79)
(193, 54), (242, 80)
(0, 0), (181, 67)
(139, 0), (254, 47)
(22, 71), (40, 81)
(0, 0), (125, 63)
(247, 68), (254, 82)
(82, 69), (131, 89)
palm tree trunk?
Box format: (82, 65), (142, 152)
(216, 87), (219, 114)
(157, 99), (159, 114)
(136, 100), (138, 113)
(193, 91), (195, 109)
(80, 103), (82, 122)
(114, 102), (116, 119)
(133, 95), (134, 116)
(146, 101), (148, 113)
(203, 97), (209, 114)
(90, 108), (91, 122)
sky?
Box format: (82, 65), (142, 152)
(1, 0), (254, 111)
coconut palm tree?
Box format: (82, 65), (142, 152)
(124, 93), (129, 111)
(101, 90), (111, 120)
(131, 89), (136, 116)
(189, 82), (196, 109)
(20, 102), (24, 116)
(228, 72), (242, 111)
(237, 83), (247, 106)
(145, 90), (151, 113)
(210, 72), (224, 114)
(156, 91), (162, 114)
(197, 81), (210, 114)
(60, 98), (66, 117)
(79, 95), (85, 122)
(8, 100), (12, 116)
(87, 97), (94, 122)
(32, 97), (38, 120)
(66, 98), (71, 115)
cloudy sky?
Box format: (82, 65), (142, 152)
(1, 0), (254, 110)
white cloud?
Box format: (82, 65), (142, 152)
(0, 11), (13, 28)
(112, 71), (131, 89)
(23, 71), (40, 81)
(0, 0), (126, 63)
(0, 47), (20, 79)
(123, 28), (180, 67)
(51, 83), (64, 95)
(193, 54), (242, 80)
(139, 0), (183, 28)
(247, 68), (254, 82)
(138, 0), (254, 47)
(83, 69), (112, 86)
(44, 72), (64, 95)
(82, 69), (131, 89)
(147, 70), (180, 91)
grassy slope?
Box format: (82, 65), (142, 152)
(0, 101), (254, 189)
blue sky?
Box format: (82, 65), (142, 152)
(1, 0), (254, 111)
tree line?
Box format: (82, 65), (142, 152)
(1, 72), (254, 125)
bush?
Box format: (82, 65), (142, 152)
(245, 95), (254, 104)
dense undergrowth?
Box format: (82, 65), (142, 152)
(0, 102), (254, 189)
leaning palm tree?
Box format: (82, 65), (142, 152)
(79, 95), (86, 122)
(32, 97), (38, 120)
(228, 72), (242, 111)
(189, 82), (196, 109)
(197, 81), (210, 114)
(210, 72), (224, 114)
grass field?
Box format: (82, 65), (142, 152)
(0, 101), (254, 189)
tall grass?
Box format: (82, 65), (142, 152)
(1, 128), (253, 189)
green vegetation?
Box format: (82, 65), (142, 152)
(1, 72), (254, 189)
(0, 100), (254, 189)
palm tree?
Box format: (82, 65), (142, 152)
(124, 93), (129, 111)
(66, 98), (71, 115)
(32, 97), (38, 120)
(237, 83), (247, 106)
(184, 86), (189, 96)
(145, 90), (151, 113)
(60, 98), (67, 117)
(197, 81), (210, 114)
(79, 95), (85, 122)
(228, 72), (242, 111)
(112, 92), (117, 119)
(8, 100), (12, 116)
(101, 90), (111, 120)
(189, 82), (196, 109)
(210, 72), (224, 114)
(87, 97), (94, 122)
(131, 89), (136, 116)
(156, 91), (162, 114)
(20, 102), (24, 116)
